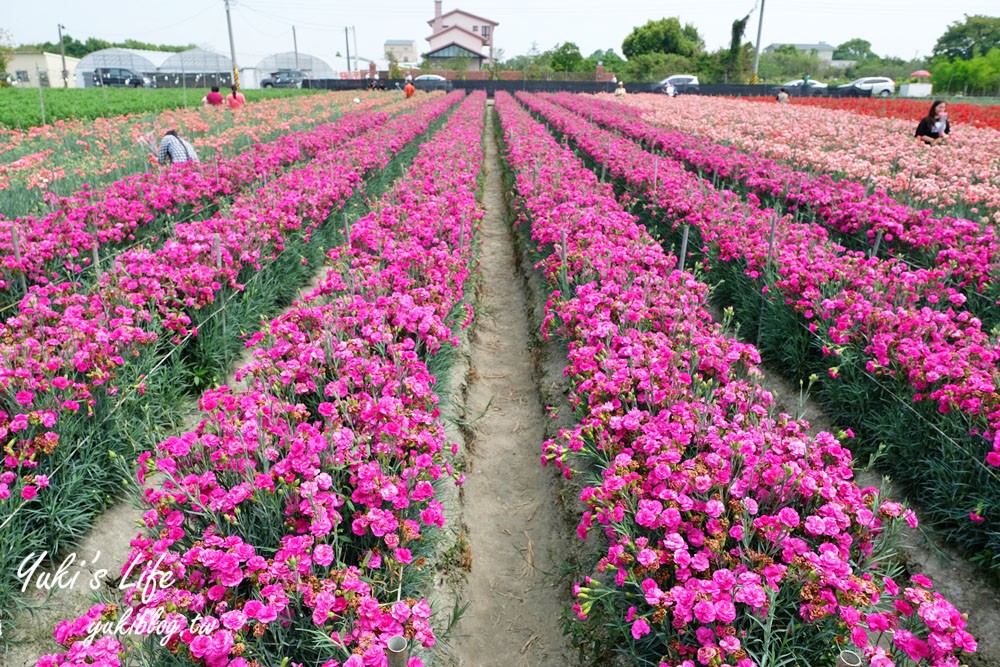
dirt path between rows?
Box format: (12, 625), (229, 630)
(448, 102), (576, 667)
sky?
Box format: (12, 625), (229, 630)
(6, 0), (999, 72)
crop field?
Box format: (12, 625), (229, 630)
(0, 87), (323, 129)
(0, 89), (997, 667)
(739, 96), (1000, 131)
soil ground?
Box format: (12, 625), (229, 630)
(447, 101), (577, 667)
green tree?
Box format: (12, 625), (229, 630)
(585, 48), (626, 72)
(833, 38), (875, 61)
(83, 37), (113, 53)
(36, 33), (87, 58)
(932, 15), (1000, 61)
(385, 51), (402, 79)
(0, 29), (14, 74)
(726, 14), (751, 82)
(847, 56), (923, 81)
(620, 52), (693, 82)
(622, 18), (700, 59)
(548, 42), (586, 72)
(34, 35), (194, 58)
(756, 44), (823, 82)
(932, 47), (1000, 94)
(682, 23), (706, 54)
(445, 55), (471, 78)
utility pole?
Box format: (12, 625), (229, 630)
(57, 24), (68, 88)
(751, 0), (766, 84)
(293, 26), (300, 69)
(224, 0), (240, 89)
(352, 26), (358, 71)
(345, 27), (352, 75)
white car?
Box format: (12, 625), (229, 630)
(412, 73), (452, 91)
(781, 78), (828, 90)
(838, 76), (895, 97)
(656, 74), (700, 94)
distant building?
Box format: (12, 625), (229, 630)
(762, 42), (855, 69)
(385, 40), (418, 65)
(9, 49), (81, 87)
(424, 0), (497, 71)
(764, 42), (835, 64)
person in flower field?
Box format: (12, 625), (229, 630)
(915, 100), (951, 145)
(201, 86), (224, 107)
(156, 130), (199, 165)
(776, 87), (789, 104)
(614, 81), (626, 98)
(226, 85), (247, 110)
(404, 80), (416, 98)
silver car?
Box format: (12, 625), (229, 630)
(838, 76), (895, 97)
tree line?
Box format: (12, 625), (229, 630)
(491, 14), (999, 95)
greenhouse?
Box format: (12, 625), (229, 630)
(256, 52), (335, 77)
(74, 48), (170, 87)
(155, 48), (234, 88)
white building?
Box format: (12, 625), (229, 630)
(9, 50), (81, 87)
(385, 40), (418, 66)
(424, 0), (497, 71)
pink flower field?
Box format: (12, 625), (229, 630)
(619, 94), (1000, 225)
(2, 88), (996, 667)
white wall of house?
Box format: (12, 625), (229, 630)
(426, 2), (497, 67)
(385, 41), (417, 63)
(428, 27), (485, 56)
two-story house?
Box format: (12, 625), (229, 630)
(424, 0), (498, 71)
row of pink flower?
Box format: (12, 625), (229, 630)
(520, 91), (1000, 472)
(0, 92), (379, 203)
(0, 100), (402, 294)
(549, 93), (998, 294)
(619, 95), (1000, 225)
(497, 91), (976, 667)
(0, 93), (463, 505)
(39, 91), (486, 667)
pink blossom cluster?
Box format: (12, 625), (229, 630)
(549, 93), (998, 293)
(618, 95), (1000, 224)
(495, 91), (976, 667)
(0, 106), (393, 293)
(517, 92), (1000, 473)
(0, 93), (463, 505)
(0, 92), (391, 204)
(38, 91), (486, 667)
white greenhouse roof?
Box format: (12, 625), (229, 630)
(160, 48), (233, 73)
(256, 52), (335, 76)
(76, 48), (172, 73)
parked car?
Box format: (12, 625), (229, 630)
(781, 78), (828, 90)
(413, 74), (452, 91)
(260, 69), (310, 88)
(656, 74), (700, 94)
(93, 67), (150, 88)
(837, 76), (895, 97)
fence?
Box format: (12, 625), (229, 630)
(304, 79), (872, 98)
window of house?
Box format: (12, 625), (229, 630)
(16, 70), (29, 83)
(472, 25), (479, 33)
(481, 26), (491, 38)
